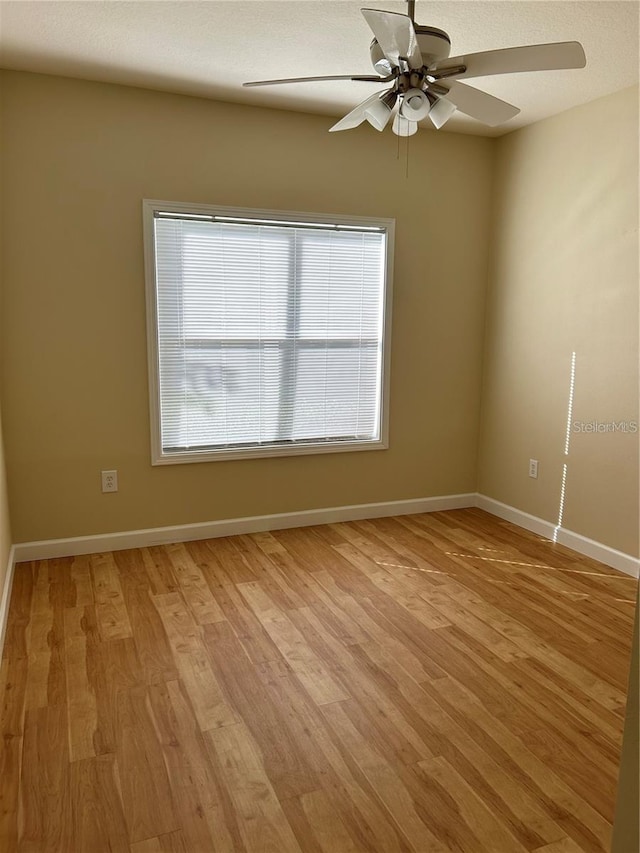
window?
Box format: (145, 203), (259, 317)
(143, 200), (394, 464)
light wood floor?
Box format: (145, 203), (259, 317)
(0, 508), (636, 853)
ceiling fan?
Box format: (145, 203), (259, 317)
(244, 1), (586, 135)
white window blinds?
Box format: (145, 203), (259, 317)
(145, 203), (393, 462)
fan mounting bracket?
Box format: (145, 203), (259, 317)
(396, 71), (423, 93)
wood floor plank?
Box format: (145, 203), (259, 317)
(82, 608), (142, 755)
(19, 703), (72, 852)
(0, 509), (633, 852)
(115, 686), (180, 844)
(29, 560), (51, 614)
(297, 788), (361, 852)
(141, 546), (179, 596)
(204, 581), (284, 665)
(354, 516), (611, 660)
(203, 619), (320, 801)
(320, 700), (448, 852)
(518, 725), (619, 818)
(206, 721), (303, 853)
(289, 607), (435, 763)
(312, 570), (440, 682)
(404, 512), (634, 646)
(275, 526), (382, 600)
(22, 607), (53, 711)
(429, 625), (622, 780)
(21, 562), (54, 712)
(130, 839), (164, 853)
(534, 837), (589, 852)
(256, 670), (412, 852)
(0, 728), (22, 850)
(0, 653), (25, 851)
(63, 605), (98, 761)
(238, 581), (349, 705)
(273, 527), (360, 580)
(199, 536), (259, 586)
(70, 554), (95, 607)
(233, 533), (308, 611)
(129, 830), (188, 853)
(70, 753), (129, 853)
(512, 655), (625, 742)
(164, 542), (227, 625)
(91, 552), (133, 641)
(250, 534), (371, 647)
(508, 564), (633, 642)
(2, 562), (34, 660)
(298, 569), (374, 647)
(278, 795), (325, 853)
(153, 592), (237, 730)
(184, 539), (239, 588)
(147, 678), (242, 852)
(117, 570), (180, 685)
(404, 696), (567, 849)
(424, 675), (615, 852)
(416, 755), (531, 852)
(42, 573), (68, 708)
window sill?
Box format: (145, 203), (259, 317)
(151, 437), (388, 465)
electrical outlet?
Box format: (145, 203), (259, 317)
(529, 459), (538, 479)
(101, 470), (118, 493)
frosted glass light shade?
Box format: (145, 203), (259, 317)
(365, 90), (397, 131)
(392, 114), (418, 137)
(400, 88), (431, 121)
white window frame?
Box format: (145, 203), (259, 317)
(143, 199), (394, 465)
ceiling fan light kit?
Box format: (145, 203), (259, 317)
(244, 2), (586, 136)
(400, 88), (431, 121)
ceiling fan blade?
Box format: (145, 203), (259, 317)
(429, 41), (586, 80)
(439, 81), (520, 127)
(329, 91), (387, 132)
(244, 74), (385, 87)
(361, 8), (423, 69)
(392, 114), (418, 137)
(428, 97), (456, 129)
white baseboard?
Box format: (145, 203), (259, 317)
(0, 545), (16, 659)
(13, 493), (476, 562)
(476, 494), (640, 579)
(10, 492), (638, 581)
(475, 495), (554, 540)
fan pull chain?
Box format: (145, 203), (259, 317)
(405, 132), (410, 179)
(394, 130), (410, 179)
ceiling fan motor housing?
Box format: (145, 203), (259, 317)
(414, 26), (451, 64)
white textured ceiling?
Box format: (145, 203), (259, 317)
(0, 1), (638, 136)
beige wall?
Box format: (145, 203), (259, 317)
(0, 71), (493, 542)
(0, 88), (14, 591)
(478, 86), (639, 557)
(2, 72), (637, 558)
